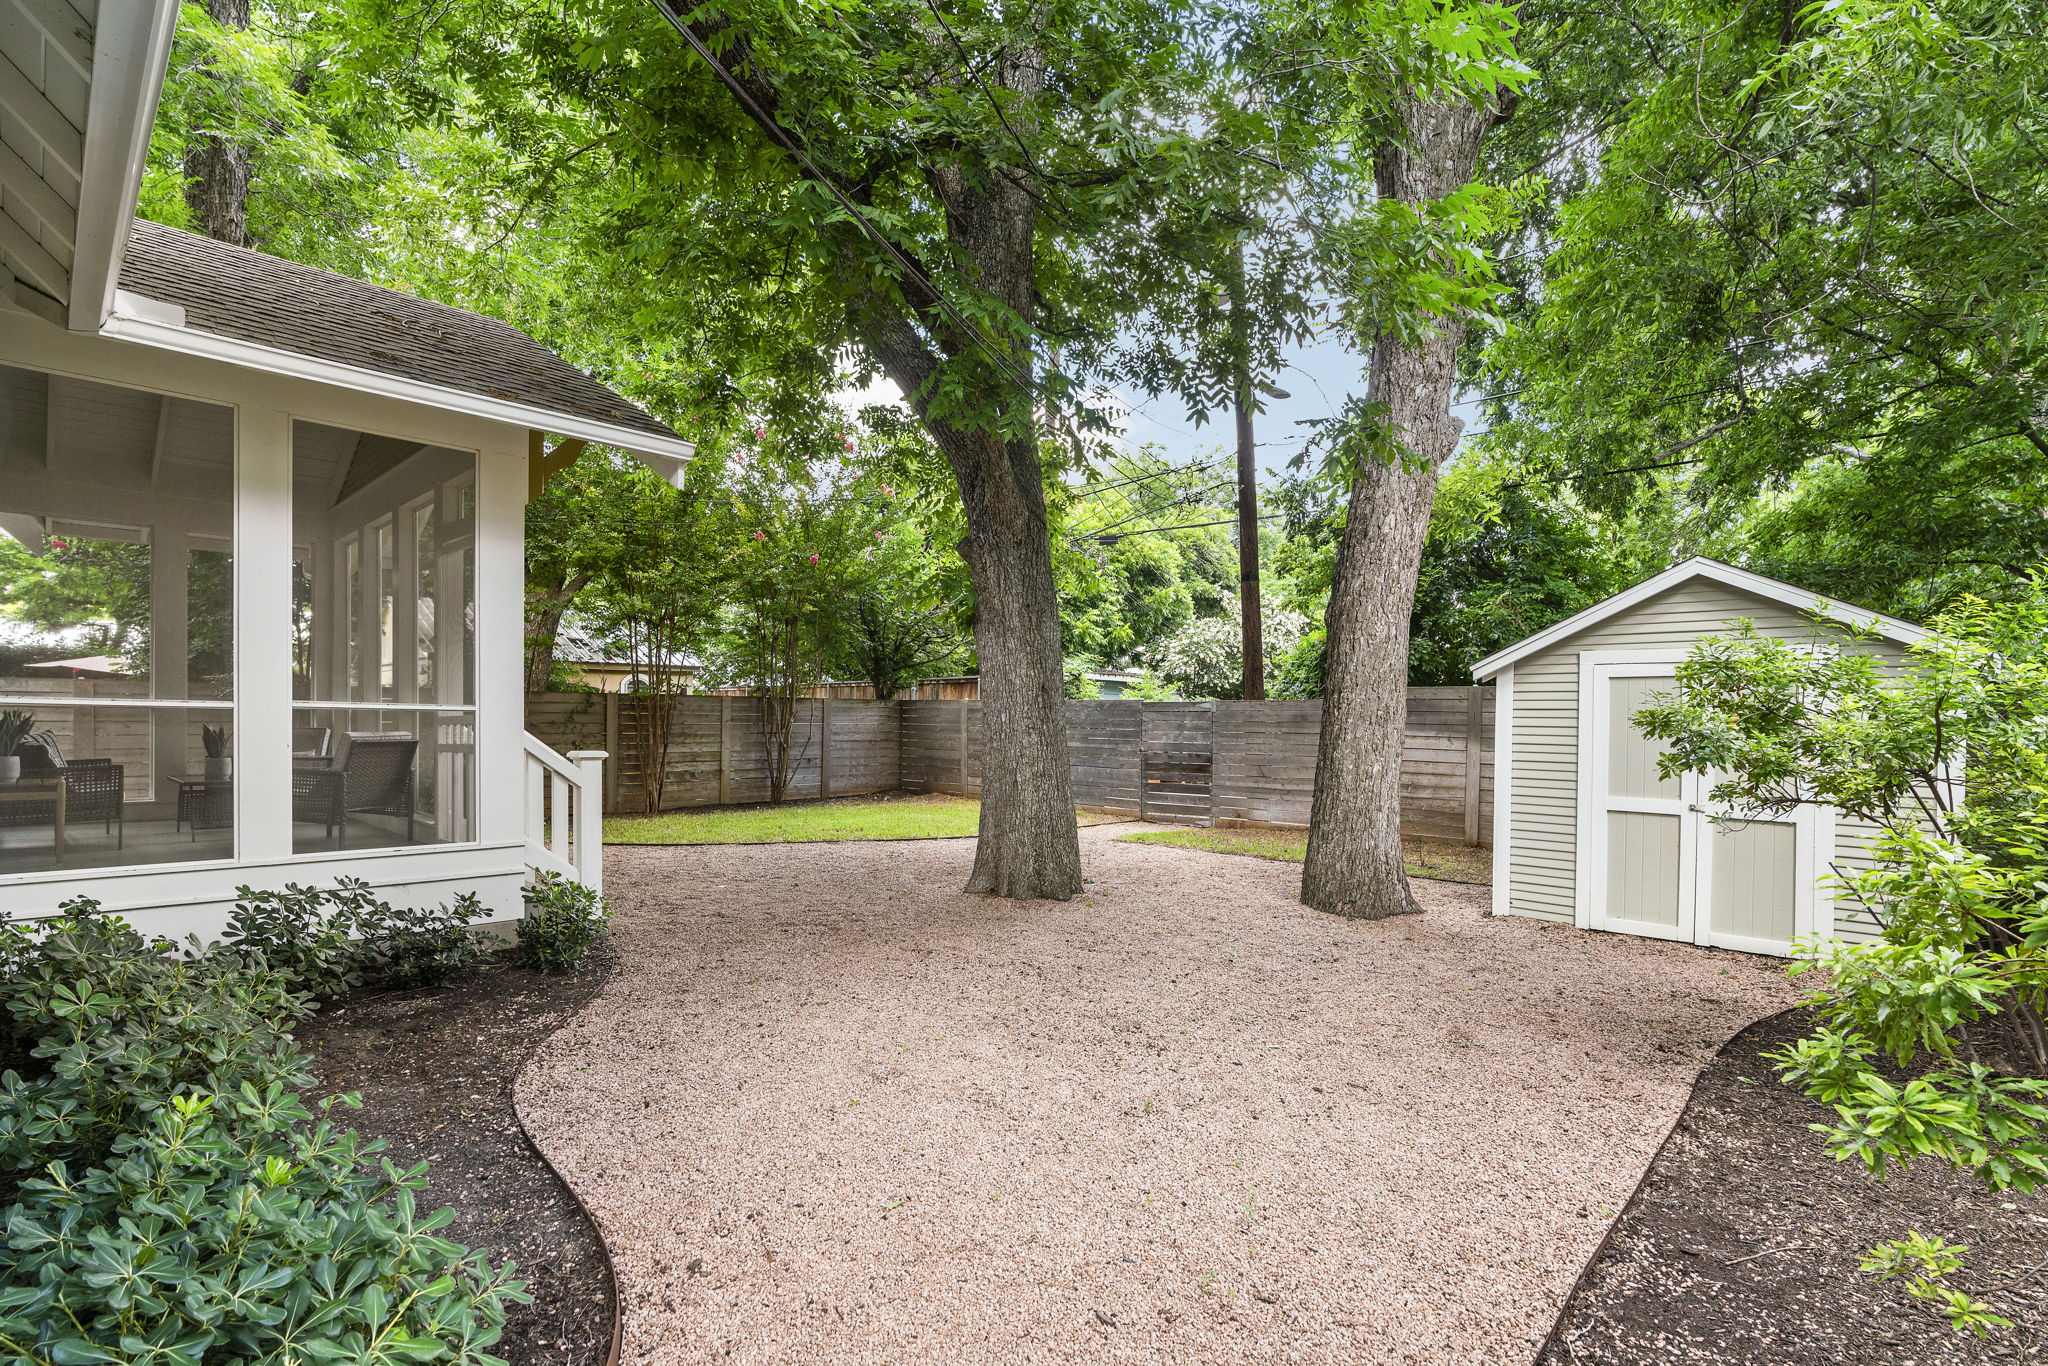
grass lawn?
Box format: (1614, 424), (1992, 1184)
(605, 792), (1119, 845)
(1116, 825), (1492, 884)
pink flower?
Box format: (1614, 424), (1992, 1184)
(843, 437), (855, 451)
(881, 484), (896, 497)
(47, 538), (68, 550)
(875, 531), (885, 540)
(753, 530), (766, 540)
(755, 428), (767, 440)
(808, 553), (819, 564)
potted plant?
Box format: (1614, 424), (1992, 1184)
(0, 710), (33, 785)
(202, 724), (232, 782)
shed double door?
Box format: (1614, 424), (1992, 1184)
(1584, 660), (1819, 956)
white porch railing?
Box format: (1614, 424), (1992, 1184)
(523, 733), (607, 893)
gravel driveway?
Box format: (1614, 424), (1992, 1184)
(517, 823), (1798, 1365)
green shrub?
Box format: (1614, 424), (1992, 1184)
(0, 901), (525, 1363)
(515, 872), (610, 973)
(364, 891), (495, 989)
(224, 879), (384, 997)
(225, 877), (495, 996)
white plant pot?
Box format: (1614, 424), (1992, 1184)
(205, 756), (232, 782)
(0, 755), (18, 785)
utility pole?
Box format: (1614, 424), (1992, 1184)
(1229, 243), (1281, 701)
(1233, 368), (1266, 701)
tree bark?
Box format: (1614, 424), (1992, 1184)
(184, 0), (252, 246)
(1301, 95), (1510, 920)
(854, 319), (1082, 901)
(524, 572), (588, 694)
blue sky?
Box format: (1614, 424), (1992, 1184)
(839, 329), (1488, 487)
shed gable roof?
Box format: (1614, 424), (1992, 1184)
(1470, 557), (1926, 680)
(112, 220), (686, 455)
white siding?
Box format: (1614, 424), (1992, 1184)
(1504, 578), (1909, 944)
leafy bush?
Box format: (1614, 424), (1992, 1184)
(225, 877), (494, 996)
(515, 872), (610, 974)
(364, 891), (494, 989)
(1637, 583), (2048, 1331)
(1637, 594), (2048, 1191)
(0, 901), (525, 1362)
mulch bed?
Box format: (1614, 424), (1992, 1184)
(1542, 1008), (2048, 1365)
(293, 948), (619, 1366)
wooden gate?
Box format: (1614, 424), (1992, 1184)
(1139, 703), (1213, 824)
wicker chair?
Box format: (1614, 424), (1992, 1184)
(292, 727), (334, 764)
(293, 734), (417, 847)
(6, 737), (125, 848)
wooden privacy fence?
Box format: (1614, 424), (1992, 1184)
(897, 688), (1493, 843)
(529, 686), (1494, 842)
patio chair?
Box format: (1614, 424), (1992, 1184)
(7, 736), (125, 848)
(293, 734), (417, 847)
(292, 726), (334, 765)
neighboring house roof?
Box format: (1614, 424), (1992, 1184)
(22, 655), (128, 676)
(1472, 557), (1927, 680)
(106, 221), (690, 462)
(554, 621), (699, 671)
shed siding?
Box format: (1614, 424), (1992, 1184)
(1505, 579), (1908, 943)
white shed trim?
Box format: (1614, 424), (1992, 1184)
(1471, 557), (1925, 680)
(1490, 665), (1512, 918)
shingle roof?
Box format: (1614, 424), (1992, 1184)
(556, 618), (700, 669)
(118, 220), (679, 442)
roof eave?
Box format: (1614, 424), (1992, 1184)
(67, 1), (181, 332)
(98, 309), (695, 464)
(1470, 556), (1927, 681)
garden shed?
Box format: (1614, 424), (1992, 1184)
(1472, 558), (1924, 957)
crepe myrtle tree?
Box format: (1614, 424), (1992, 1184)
(702, 460), (913, 801)
(1632, 587), (2048, 1334)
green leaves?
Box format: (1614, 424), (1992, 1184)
(514, 872), (611, 973)
(0, 896), (523, 1364)
(1650, 579), (2048, 1226)
(1483, 0), (2048, 619)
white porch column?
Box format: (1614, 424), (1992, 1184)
(474, 441), (526, 851)
(234, 406), (294, 861)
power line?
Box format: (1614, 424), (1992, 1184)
(1084, 513), (1281, 545)
(1066, 477), (1235, 542)
(1069, 454), (1228, 500)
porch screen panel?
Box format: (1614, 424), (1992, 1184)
(291, 422), (475, 855)
(0, 362), (237, 877)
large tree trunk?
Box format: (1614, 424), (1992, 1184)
(1301, 96), (1510, 920)
(954, 437), (1079, 899)
(184, 0), (252, 246)
(843, 50), (1081, 901)
(851, 343), (1083, 901)
(693, 10), (1081, 899)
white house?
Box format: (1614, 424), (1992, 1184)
(0, 0), (690, 934)
(1474, 558), (1925, 957)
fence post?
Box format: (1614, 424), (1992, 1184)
(602, 692), (620, 814)
(1464, 685), (1485, 845)
(566, 750), (607, 894)
(820, 695), (833, 799)
(718, 695), (732, 805)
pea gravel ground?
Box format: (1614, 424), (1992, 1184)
(516, 824), (1800, 1366)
